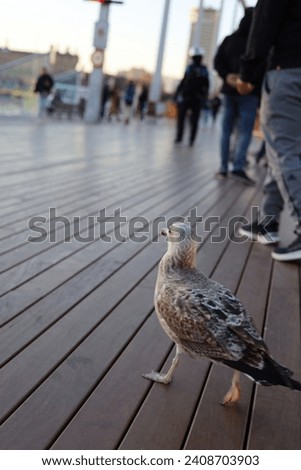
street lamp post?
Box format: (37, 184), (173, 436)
(239, 0), (247, 8)
(148, 0), (171, 114)
(84, 2), (110, 123)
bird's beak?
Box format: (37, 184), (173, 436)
(161, 227), (168, 237)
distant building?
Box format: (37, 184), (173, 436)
(0, 46), (81, 113)
(49, 47), (79, 75)
(0, 46), (79, 89)
(117, 67), (152, 85)
(188, 7), (220, 71)
(0, 48), (34, 66)
(188, 7), (221, 93)
(0, 46), (78, 73)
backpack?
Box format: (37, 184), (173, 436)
(180, 64), (209, 100)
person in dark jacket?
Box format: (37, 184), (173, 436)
(34, 67), (54, 118)
(123, 80), (135, 125)
(214, 7), (261, 185)
(174, 46), (209, 147)
(238, 0), (301, 262)
(137, 84), (148, 120)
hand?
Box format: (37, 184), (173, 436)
(226, 73), (239, 88)
(236, 78), (254, 95)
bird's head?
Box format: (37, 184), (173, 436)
(161, 222), (197, 268)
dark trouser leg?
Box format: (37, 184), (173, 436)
(176, 101), (188, 141)
(189, 101), (201, 145)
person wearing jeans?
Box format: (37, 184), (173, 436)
(238, 0), (301, 261)
(34, 67), (54, 118)
(214, 7), (262, 185)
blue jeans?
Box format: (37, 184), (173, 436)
(220, 94), (259, 172)
(38, 92), (49, 117)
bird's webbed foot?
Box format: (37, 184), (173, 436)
(142, 346), (181, 385)
(142, 371), (172, 384)
(220, 370), (241, 405)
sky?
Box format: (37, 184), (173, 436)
(1, 0), (257, 79)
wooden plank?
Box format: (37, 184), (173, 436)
(0, 158), (212, 260)
(0, 276), (162, 449)
(0, 165), (203, 280)
(0, 163), (178, 254)
(3, 183), (241, 444)
(0, 156), (187, 231)
(0, 160), (135, 206)
(119, 348), (209, 450)
(0, 184), (242, 426)
(2, 118), (297, 452)
(0, 164), (136, 221)
(247, 261), (301, 450)
(0, 178), (227, 366)
(0, 177), (234, 329)
(0, 171), (217, 321)
(51, 313), (171, 450)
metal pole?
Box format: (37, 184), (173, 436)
(84, 3), (110, 123)
(215, 0), (226, 47)
(192, 0), (204, 48)
(148, 0), (171, 105)
(232, 0), (239, 31)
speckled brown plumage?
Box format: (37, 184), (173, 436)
(143, 222), (301, 404)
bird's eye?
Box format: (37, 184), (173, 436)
(168, 229), (172, 234)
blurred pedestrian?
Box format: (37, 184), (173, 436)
(34, 67), (54, 118)
(174, 47), (209, 146)
(137, 84), (148, 120)
(238, 0), (301, 261)
(210, 95), (221, 122)
(108, 85), (121, 122)
(214, 7), (261, 185)
(123, 80), (135, 125)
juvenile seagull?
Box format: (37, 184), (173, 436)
(143, 222), (301, 404)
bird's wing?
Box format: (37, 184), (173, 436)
(156, 277), (266, 362)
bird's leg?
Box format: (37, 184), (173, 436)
(221, 370), (241, 405)
(142, 345), (181, 384)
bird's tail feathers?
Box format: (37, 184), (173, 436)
(289, 378), (301, 391)
(222, 355), (301, 391)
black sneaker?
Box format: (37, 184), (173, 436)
(215, 171), (227, 180)
(230, 170), (255, 186)
(239, 220), (280, 245)
(272, 235), (301, 261)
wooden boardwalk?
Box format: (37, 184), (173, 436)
(0, 117), (300, 450)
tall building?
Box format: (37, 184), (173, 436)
(189, 8), (220, 67)
(188, 7), (221, 92)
